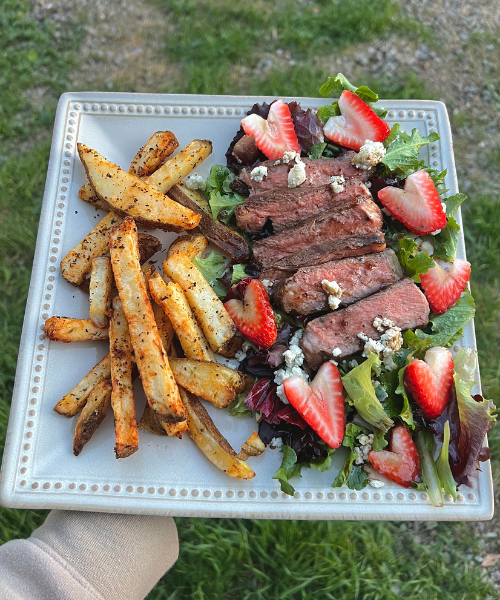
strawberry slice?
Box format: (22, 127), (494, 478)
(419, 259), (471, 314)
(368, 425), (421, 487)
(323, 90), (390, 151)
(283, 362), (345, 449)
(378, 169), (447, 235)
(224, 278), (277, 348)
(404, 346), (454, 419)
(241, 100), (300, 160)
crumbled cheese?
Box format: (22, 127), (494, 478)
(274, 329), (308, 403)
(354, 433), (374, 465)
(234, 349), (247, 362)
(288, 159), (306, 188)
(357, 318), (403, 371)
(348, 359), (359, 369)
(260, 279), (273, 289)
(185, 173), (206, 191)
(250, 165), (268, 182)
(270, 437), (283, 449)
(330, 175), (345, 194)
(332, 347), (342, 357)
(321, 279), (342, 310)
(351, 140), (386, 170)
(282, 151), (300, 163)
(369, 479), (385, 489)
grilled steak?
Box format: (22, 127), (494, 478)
(273, 249), (403, 315)
(235, 180), (372, 233)
(301, 278), (430, 370)
(259, 233), (387, 284)
(252, 197), (383, 269)
(239, 153), (369, 193)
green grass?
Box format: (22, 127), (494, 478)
(1, 1), (500, 599)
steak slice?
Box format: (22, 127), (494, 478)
(301, 278), (430, 370)
(273, 249), (404, 315)
(259, 233), (387, 284)
(235, 180), (371, 233)
(252, 197), (383, 269)
(239, 153), (369, 193)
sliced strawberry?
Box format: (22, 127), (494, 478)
(323, 90), (390, 151)
(224, 278), (277, 348)
(241, 100), (300, 160)
(378, 169), (447, 235)
(368, 424), (421, 487)
(404, 346), (454, 419)
(419, 259), (471, 314)
(283, 362), (345, 449)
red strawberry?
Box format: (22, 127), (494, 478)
(368, 425), (421, 487)
(419, 259), (471, 314)
(224, 278), (277, 348)
(378, 169), (447, 235)
(323, 90), (390, 151)
(404, 346), (454, 419)
(241, 99), (300, 160)
(283, 362), (345, 449)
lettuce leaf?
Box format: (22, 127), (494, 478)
(393, 236), (435, 282)
(192, 251), (228, 298)
(427, 290), (475, 345)
(332, 423), (370, 489)
(226, 391), (252, 417)
(432, 216), (460, 262)
(272, 445), (304, 495)
(443, 193), (467, 218)
(230, 264), (247, 285)
(379, 128), (440, 178)
(205, 164), (245, 223)
(341, 354), (394, 432)
(308, 142), (327, 159)
(415, 429), (444, 507)
(436, 421), (458, 501)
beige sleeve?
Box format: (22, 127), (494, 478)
(0, 510), (179, 600)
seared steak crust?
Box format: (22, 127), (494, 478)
(235, 180), (372, 233)
(273, 249), (403, 315)
(301, 278), (430, 370)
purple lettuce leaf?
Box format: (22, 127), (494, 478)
(288, 101), (325, 154)
(258, 419), (326, 464)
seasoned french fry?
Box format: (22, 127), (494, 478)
(54, 353), (111, 417)
(138, 403), (168, 436)
(166, 233), (208, 261)
(89, 256), (113, 328)
(79, 183), (109, 211)
(73, 380), (112, 456)
(129, 131), (179, 178)
(168, 184), (250, 262)
(109, 217), (185, 425)
(60, 212), (123, 286)
(148, 273), (215, 362)
(78, 144), (201, 232)
(236, 432), (266, 461)
(109, 296), (139, 458)
(152, 302), (175, 354)
(169, 358), (246, 409)
(146, 139), (212, 194)
(162, 420), (188, 438)
(180, 387), (255, 479)
(44, 317), (109, 342)
(163, 250), (236, 354)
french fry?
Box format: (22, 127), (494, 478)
(236, 432), (266, 461)
(163, 250), (236, 354)
(73, 380), (112, 456)
(148, 273), (215, 362)
(78, 144), (201, 232)
(129, 131), (179, 178)
(169, 358), (246, 409)
(180, 387), (255, 479)
(79, 131), (180, 209)
(54, 353), (111, 417)
(109, 217), (185, 425)
(168, 184), (250, 262)
(146, 139), (212, 194)
(89, 256), (113, 328)
(109, 296), (139, 458)
(152, 302), (175, 354)
(60, 212), (123, 286)
(166, 233), (208, 261)
(138, 403), (168, 436)
(44, 317), (109, 342)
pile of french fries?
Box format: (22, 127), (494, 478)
(45, 131), (264, 479)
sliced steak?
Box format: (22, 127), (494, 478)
(252, 197), (383, 269)
(239, 153), (369, 193)
(273, 249), (404, 315)
(301, 278), (430, 370)
(259, 233), (387, 284)
(235, 180), (371, 233)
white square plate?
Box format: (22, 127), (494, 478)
(0, 93), (493, 520)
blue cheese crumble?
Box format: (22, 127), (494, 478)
(274, 329), (308, 403)
(352, 140), (386, 170)
(250, 165), (268, 182)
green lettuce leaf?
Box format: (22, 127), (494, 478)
(427, 290), (475, 345)
(317, 103), (340, 123)
(453, 347), (477, 382)
(310, 446), (336, 472)
(272, 446), (304, 495)
(372, 428), (388, 451)
(225, 391), (252, 417)
(192, 251), (228, 298)
(205, 164), (230, 195)
(332, 452), (369, 490)
(379, 128), (440, 178)
(394, 362), (415, 429)
(393, 236), (435, 282)
(443, 193), (467, 218)
(436, 421), (458, 501)
(230, 264), (247, 286)
(341, 354), (394, 432)
(205, 164), (245, 223)
(415, 429), (444, 507)
(426, 167), (449, 194)
(308, 142), (328, 158)
(432, 216), (460, 262)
